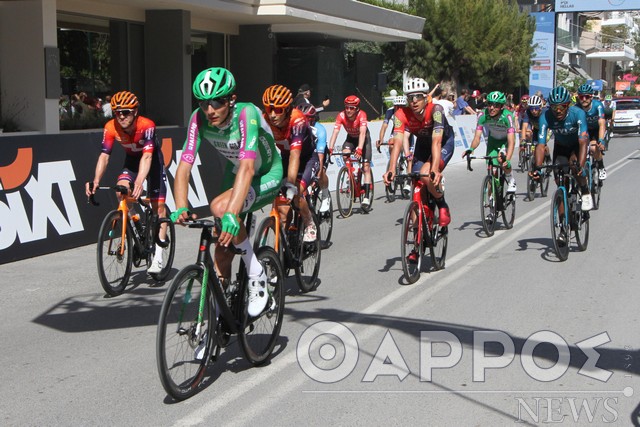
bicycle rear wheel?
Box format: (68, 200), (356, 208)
(156, 265), (215, 401)
(240, 246), (285, 365)
(97, 209), (132, 296)
(294, 212), (321, 292)
(150, 217), (176, 282)
(550, 189), (570, 261)
(590, 166), (601, 210)
(385, 160), (397, 202)
(541, 155), (552, 197)
(428, 207), (447, 270)
(361, 180), (374, 213)
(314, 193), (333, 248)
(336, 166), (353, 218)
(401, 201), (422, 284)
(502, 191), (516, 229)
(480, 175), (497, 237)
(573, 199), (589, 252)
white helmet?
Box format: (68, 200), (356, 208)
(404, 78), (429, 95)
(528, 95), (543, 107)
(393, 95), (407, 106)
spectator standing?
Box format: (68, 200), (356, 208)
(102, 95), (112, 118)
(293, 83), (330, 113)
(453, 89), (476, 115)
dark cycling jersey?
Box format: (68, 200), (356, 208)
(521, 108), (547, 134)
(180, 102), (282, 212)
(581, 100), (605, 131)
(101, 115), (166, 202)
(537, 106), (588, 148)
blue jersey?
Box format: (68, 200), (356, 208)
(581, 100), (605, 130)
(537, 106), (588, 147)
(521, 108), (547, 132)
(312, 122), (327, 153)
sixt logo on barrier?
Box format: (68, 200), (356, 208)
(0, 147), (83, 250)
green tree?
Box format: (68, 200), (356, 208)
(383, 0), (535, 94)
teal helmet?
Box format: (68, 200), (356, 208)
(192, 67), (236, 100)
(577, 84), (594, 95)
(548, 86), (571, 105)
(487, 91), (506, 105)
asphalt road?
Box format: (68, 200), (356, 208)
(2, 134), (640, 426)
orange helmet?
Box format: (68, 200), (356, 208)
(110, 91), (139, 110)
(344, 95), (360, 107)
(262, 85), (293, 109)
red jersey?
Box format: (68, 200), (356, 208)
(392, 103), (449, 138)
(101, 116), (156, 156)
(265, 108), (311, 153)
(333, 109), (368, 138)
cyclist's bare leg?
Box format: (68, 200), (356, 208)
(151, 200), (168, 241)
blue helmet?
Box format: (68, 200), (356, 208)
(577, 84), (594, 95)
(548, 86), (571, 105)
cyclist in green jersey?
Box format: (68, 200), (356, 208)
(462, 91), (517, 192)
(173, 67), (283, 317)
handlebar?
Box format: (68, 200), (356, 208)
(465, 154), (502, 172)
(87, 183), (150, 207)
(179, 217), (244, 255)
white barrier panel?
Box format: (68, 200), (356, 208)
(321, 115), (487, 190)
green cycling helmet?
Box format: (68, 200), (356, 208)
(577, 84), (594, 95)
(487, 91), (506, 105)
(192, 67), (236, 100)
(548, 86), (571, 105)
(604, 94), (613, 101)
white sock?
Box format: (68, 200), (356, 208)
(235, 238), (263, 277)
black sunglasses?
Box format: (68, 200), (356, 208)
(407, 94), (426, 102)
(487, 102), (503, 109)
(115, 109), (134, 117)
(199, 98), (228, 110)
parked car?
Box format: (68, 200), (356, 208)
(613, 97), (640, 134)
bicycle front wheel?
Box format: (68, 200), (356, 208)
(550, 189), (570, 261)
(294, 212), (321, 293)
(156, 265), (215, 401)
(97, 209), (132, 296)
(150, 217), (176, 282)
(336, 166), (353, 218)
(240, 246), (285, 365)
(401, 201), (423, 284)
(480, 176), (497, 237)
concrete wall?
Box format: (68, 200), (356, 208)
(144, 9), (192, 126)
(0, 0), (58, 133)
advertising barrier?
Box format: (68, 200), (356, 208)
(0, 114), (484, 264)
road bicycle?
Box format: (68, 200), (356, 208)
(397, 172), (448, 284)
(466, 154), (516, 237)
(518, 140), (534, 173)
(538, 163), (590, 261)
(156, 214), (284, 401)
(306, 177), (333, 249)
(378, 141), (412, 202)
(253, 192), (321, 293)
(89, 184), (175, 296)
(333, 152), (375, 217)
(526, 149), (552, 202)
